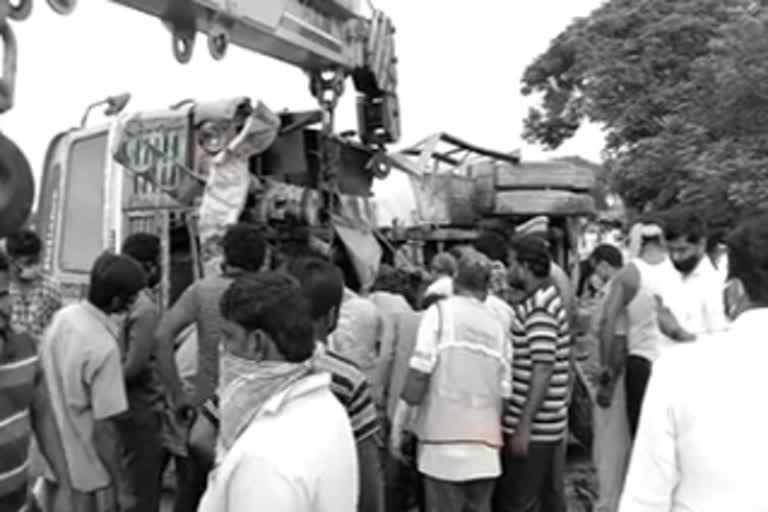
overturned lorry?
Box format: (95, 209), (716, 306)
(35, 97), (390, 307)
(374, 132), (598, 274)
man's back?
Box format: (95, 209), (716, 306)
(39, 302), (128, 492)
(620, 309), (768, 511)
(199, 373), (358, 511)
(172, 273), (235, 405)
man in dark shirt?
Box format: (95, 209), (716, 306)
(154, 223), (267, 512)
(120, 233), (165, 512)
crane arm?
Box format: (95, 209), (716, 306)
(109, 0), (397, 98)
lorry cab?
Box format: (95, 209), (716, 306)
(37, 105), (198, 307)
(35, 98), (384, 308)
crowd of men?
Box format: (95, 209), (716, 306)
(1, 208), (767, 512)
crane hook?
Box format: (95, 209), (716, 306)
(46, 0), (76, 15)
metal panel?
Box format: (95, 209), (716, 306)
(494, 161), (596, 191)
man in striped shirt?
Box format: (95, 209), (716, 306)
(0, 251), (65, 511)
(495, 235), (571, 512)
(286, 257), (384, 512)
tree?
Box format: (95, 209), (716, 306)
(521, 0), (768, 230)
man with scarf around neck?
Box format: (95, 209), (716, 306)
(286, 257), (385, 512)
(198, 272), (358, 512)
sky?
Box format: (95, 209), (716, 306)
(0, 0), (605, 185)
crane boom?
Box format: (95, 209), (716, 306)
(0, 0), (400, 239)
(113, 0), (367, 72)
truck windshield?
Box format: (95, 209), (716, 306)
(60, 131), (108, 273)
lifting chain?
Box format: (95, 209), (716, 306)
(308, 69), (346, 227)
(0, 0), (76, 114)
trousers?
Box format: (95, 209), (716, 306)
(424, 475), (496, 512)
(625, 355), (652, 439)
(493, 441), (565, 512)
(120, 408), (166, 512)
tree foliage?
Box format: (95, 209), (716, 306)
(522, 0), (768, 230)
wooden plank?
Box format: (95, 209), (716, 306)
(494, 161), (596, 191)
(386, 227), (479, 242)
(494, 190), (595, 216)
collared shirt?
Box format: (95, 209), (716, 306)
(313, 344), (380, 443)
(0, 329), (38, 507)
(329, 289), (381, 385)
(10, 275), (62, 339)
(39, 302), (128, 492)
(619, 309), (768, 512)
(198, 373), (358, 512)
(665, 257), (728, 337)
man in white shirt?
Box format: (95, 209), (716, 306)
(198, 272), (358, 512)
(619, 216), (768, 511)
(663, 210), (728, 337)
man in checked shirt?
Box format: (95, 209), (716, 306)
(5, 230), (62, 340)
(287, 256), (385, 512)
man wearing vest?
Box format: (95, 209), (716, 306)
(390, 252), (512, 512)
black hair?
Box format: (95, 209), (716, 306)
(591, 244), (623, 269)
(726, 215), (768, 304)
(285, 257), (344, 321)
(510, 235), (551, 278)
(219, 272), (315, 362)
(222, 223), (267, 272)
(0, 249), (8, 272)
(5, 229), (42, 259)
(663, 209), (706, 244)
(474, 230), (509, 263)
(88, 252), (147, 310)
(122, 233), (161, 266)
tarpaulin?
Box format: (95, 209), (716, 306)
(332, 214), (382, 292)
(197, 100), (280, 276)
